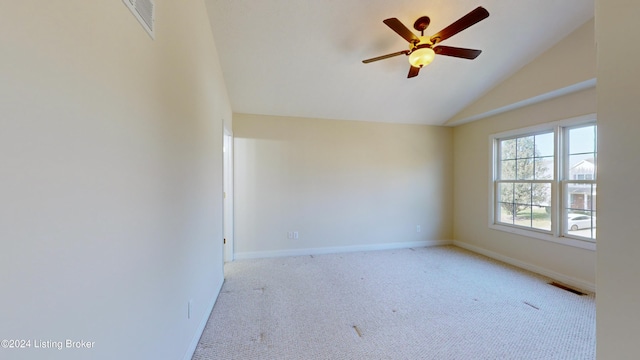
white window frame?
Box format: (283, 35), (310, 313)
(488, 114), (596, 251)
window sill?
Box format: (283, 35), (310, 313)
(489, 224), (596, 251)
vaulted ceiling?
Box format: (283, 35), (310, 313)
(204, 0), (594, 125)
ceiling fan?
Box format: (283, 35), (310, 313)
(363, 6), (490, 78)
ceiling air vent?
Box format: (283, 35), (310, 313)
(123, 0), (155, 39)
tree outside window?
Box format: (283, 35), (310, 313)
(497, 133), (553, 231)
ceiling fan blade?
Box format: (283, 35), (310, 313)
(383, 18), (420, 43)
(362, 50), (409, 63)
(430, 6), (489, 44)
(408, 66), (420, 78)
(434, 46), (482, 59)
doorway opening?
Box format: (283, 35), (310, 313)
(223, 129), (234, 264)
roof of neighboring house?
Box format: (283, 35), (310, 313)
(571, 158), (595, 172)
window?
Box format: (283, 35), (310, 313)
(490, 115), (597, 249)
(496, 132), (554, 231)
(563, 124), (597, 240)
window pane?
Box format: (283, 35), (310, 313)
(564, 124), (596, 240)
(516, 159), (534, 180)
(500, 160), (516, 180)
(498, 183), (515, 224)
(566, 210), (596, 238)
(514, 205), (532, 228)
(534, 156), (554, 180)
(569, 154), (595, 179)
(513, 183), (533, 228)
(569, 125), (596, 154)
(501, 139), (516, 160)
(498, 203), (515, 224)
(499, 132), (555, 181)
(497, 181), (552, 231)
(517, 136), (534, 158)
(532, 183), (551, 206)
(565, 183), (596, 240)
(514, 183), (531, 205)
(567, 183), (594, 211)
(499, 183), (514, 204)
(531, 205), (552, 231)
(535, 132), (554, 157)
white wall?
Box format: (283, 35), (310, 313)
(451, 18), (597, 291)
(595, 1), (640, 358)
(233, 114), (453, 258)
(0, 1), (230, 359)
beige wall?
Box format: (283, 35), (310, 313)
(447, 18), (595, 126)
(0, 1), (230, 359)
(595, 1), (640, 358)
(233, 114), (453, 257)
(452, 88), (597, 289)
(451, 15), (598, 291)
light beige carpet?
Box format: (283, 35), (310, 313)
(192, 246), (595, 359)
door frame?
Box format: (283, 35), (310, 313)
(223, 128), (234, 263)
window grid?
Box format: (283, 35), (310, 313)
(562, 124), (597, 241)
(495, 131), (554, 233)
(491, 119), (597, 245)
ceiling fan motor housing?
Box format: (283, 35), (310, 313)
(410, 37), (433, 51)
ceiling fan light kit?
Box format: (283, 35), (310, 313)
(363, 6), (490, 78)
(408, 41), (436, 68)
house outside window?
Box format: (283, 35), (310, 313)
(490, 115), (597, 250)
(564, 124), (597, 240)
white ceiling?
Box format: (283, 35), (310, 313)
(204, 0), (594, 126)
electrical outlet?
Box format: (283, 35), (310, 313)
(293, 231), (299, 239)
(417, 225), (421, 233)
(287, 232), (293, 239)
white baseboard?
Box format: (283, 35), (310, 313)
(453, 241), (596, 293)
(235, 240), (452, 260)
(182, 280), (224, 360)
